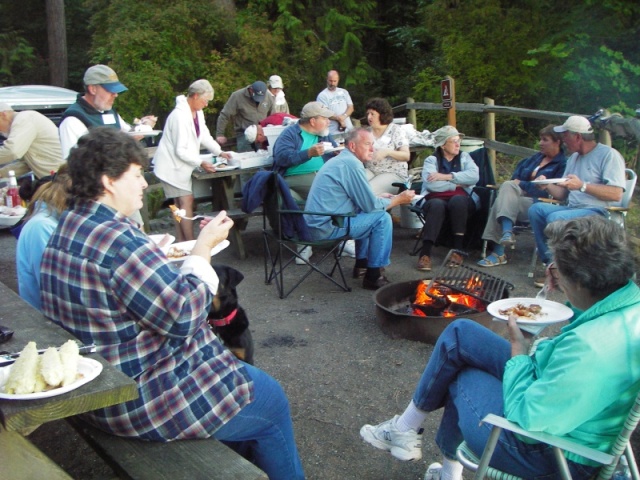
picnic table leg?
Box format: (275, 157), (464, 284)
(210, 176), (248, 259)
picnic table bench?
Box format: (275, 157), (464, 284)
(69, 418), (268, 480)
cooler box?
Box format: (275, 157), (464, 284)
(228, 151), (273, 169)
(263, 125), (286, 154)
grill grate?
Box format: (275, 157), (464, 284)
(426, 250), (514, 304)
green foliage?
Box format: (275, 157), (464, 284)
(0, 33), (37, 86)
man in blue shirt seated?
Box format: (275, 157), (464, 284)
(304, 127), (416, 290)
(272, 101), (337, 202)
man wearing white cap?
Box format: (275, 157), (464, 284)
(0, 103), (64, 179)
(58, 64), (156, 159)
(267, 75), (289, 114)
(528, 115), (626, 282)
(215, 81), (275, 152)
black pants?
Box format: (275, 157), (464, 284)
(420, 195), (477, 244)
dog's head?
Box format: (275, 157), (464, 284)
(209, 264), (244, 321)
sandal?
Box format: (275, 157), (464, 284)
(477, 253), (507, 267)
(499, 231), (516, 247)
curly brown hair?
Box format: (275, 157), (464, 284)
(365, 98), (394, 125)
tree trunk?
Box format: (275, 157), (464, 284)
(46, 0), (68, 87)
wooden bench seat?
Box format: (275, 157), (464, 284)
(0, 430), (73, 480)
(68, 418), (267, 480)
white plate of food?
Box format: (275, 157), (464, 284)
(126, 130), (162, 137)
(487, 297), (574, 325)
(323, 145), (345, 154)
(213, 164), (239, 171)
(148, 234), (176, 248)
(0, 357), (103, 400)
(530, 178), (568, 185)
(161, 239), (230, 262)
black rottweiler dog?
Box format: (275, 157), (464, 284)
(209, 264), (254, 365)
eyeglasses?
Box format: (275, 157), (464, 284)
(548, 262), (560, 280)
(446, 138), (461, 145)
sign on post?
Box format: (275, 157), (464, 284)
(441, 79), (452, 109)
(441, 76), (456, 126)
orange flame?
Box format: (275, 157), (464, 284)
(413, 280), (486, 315)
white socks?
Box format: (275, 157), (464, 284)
(395, 400), (428, 432)
(441, 457), (464, 480)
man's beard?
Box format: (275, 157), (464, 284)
(319, 127), (329, 137)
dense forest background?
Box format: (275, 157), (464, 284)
(2, 0), (640, 145)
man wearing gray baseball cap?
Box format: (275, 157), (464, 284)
(59, 64), (156, 159)
(215, 81), (275, 152)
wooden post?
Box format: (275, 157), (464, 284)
(484, 97), (496, 176)
(407, 97), (417, 129)
(598, 109), (612, 147)
(442, 76), (456, 126)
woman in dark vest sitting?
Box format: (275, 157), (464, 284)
(416, 126), (480, 272)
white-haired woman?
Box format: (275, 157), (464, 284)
(154, 79), (231, 241)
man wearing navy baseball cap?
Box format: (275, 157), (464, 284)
(59, 64), (156, 159)
(215, 80), (275, 152)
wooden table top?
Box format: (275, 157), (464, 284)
(192, 165), (263, 180)
(0, 282), (138, 432)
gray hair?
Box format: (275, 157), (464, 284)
(187, 79), (214, 100)
(580, 132), (596, 141)
(546, 216), (635, 298)
(344, 127), (371, 145)
(0, 103), (14, 112)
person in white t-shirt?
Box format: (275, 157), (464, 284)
(316, 70), (354, 135)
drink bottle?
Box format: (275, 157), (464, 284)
(5, 171), (20, 208)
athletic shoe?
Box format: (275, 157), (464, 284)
(339, 239), (356, 258)
(424, 462), (443, 480)
(295, 245), (313, 265)
(360, 415), (423, 461)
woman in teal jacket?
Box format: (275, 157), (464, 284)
(360, 215), (640, 480)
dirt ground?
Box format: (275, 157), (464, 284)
(0, 213), (630, 479)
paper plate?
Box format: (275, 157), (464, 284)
(162, 239), (230, 262)
(126, 130), (161, 137)
(487, 297), (574, 325)
(0, 357), (103, 400)
(530, 178), (568, 185)
(214, 165), (239, 171)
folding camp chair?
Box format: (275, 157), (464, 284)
(456, 388), (640, 480)
(395, 147), (496, 255)
(257, 172), (354, 299)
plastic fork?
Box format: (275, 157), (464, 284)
(535, 283), (548, 301)
(178, 214), (205, 221)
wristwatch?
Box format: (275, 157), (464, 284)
(579, 181), (589, 193)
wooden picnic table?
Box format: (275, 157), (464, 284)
(192, 166), (265, 259)
(0, 281), (138, 478)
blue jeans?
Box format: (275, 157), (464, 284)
(213, 363), (305, 479)
(313, 210), (392, 268)
(413, 319), (597, 480)
(528, 203), (606, 264)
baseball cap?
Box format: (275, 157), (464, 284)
(300, 101), (334, 119)
(250, 81), (267, 102)
(433, 125), (465, 148)
(553, 116), (593, 134)
(268, 75), (284, 89)
(84, 65), (128, 93)
(244, 125), (257, 143)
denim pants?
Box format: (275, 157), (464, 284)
(314, 210), (392, 268)
(413, 319), (597, 480)
(213, 363), (305, 479)
(528, 203), (606, 264)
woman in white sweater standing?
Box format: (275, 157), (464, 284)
(154, 80), (231, 241)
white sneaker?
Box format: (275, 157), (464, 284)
(360, 415), (423, 461)
(295, 245), (313, 265)
(340, 239), (356, 258)
(424, 462), (443, 480)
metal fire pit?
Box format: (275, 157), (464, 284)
(374, 278), (512, 345)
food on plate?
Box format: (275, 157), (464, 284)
(40, 347), (64, 388)
(169, 205), (186, 223)
(167, 245), (189, 259)
(4, 341), (39, 394)
(321, 141), (333, 150)
(3, 340), (81, 394)
(59, 339), (80, 387)
(498, 303), (545, 320)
